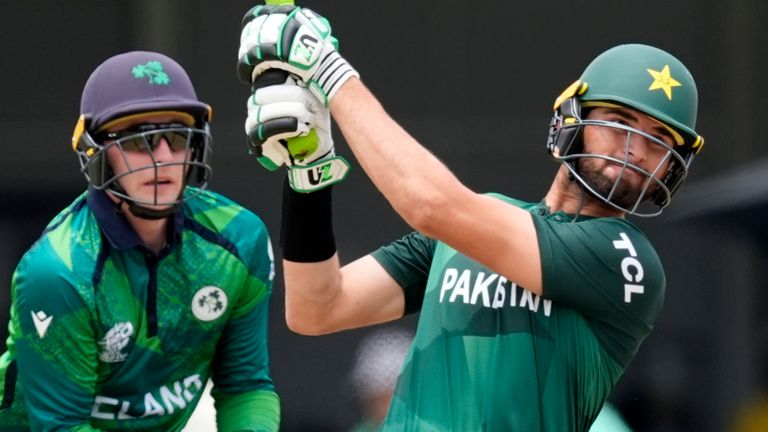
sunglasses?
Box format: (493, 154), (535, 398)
(97, 123), (193, 153)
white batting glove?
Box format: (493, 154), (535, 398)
(246, 70), (349, 192)
(237, 6), (359, 106)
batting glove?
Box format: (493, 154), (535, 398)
(237, 5), (359, 106)
(246, 69), (350, 192)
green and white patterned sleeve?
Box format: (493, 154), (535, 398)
(210, 215), (279, 431)
(11, 239), (103, 431)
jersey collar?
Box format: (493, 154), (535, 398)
(534, 199), (596, 223)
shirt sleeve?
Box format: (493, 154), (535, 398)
(370, 231), (437, 315)
(11, 241), (104, 431)
(213, 389), (280, 432)
(210, 222), (279, 430)
(532, 216), (666, 367)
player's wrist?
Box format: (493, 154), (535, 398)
(309, 51), (359, 106)
(280, 176), (337, 262)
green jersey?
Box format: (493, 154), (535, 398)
(371, 194), (664, 432)
(0, 188), (279, 431)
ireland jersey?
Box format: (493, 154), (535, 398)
(371, 194), (664, 432)
(0, 188), (279, 431)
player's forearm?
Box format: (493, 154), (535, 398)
(283, 255), (345, 335)
(330, 78), (474, 238)
(329, 79), (544, 293)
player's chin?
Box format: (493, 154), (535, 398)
(611, 180), (658, 209)
(138, 200), (178, 212)
(623, 170), (663, 199)
(134, 186), (183, 206)
(585, 174), (639, 208)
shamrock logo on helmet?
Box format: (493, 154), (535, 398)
(132, 61), (171, 85)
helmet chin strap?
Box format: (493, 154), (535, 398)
(126, 201), (178, 220)
(564, 163), (593, 223)
(571, 187), (586, 223)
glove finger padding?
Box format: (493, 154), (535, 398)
(246, 114), (305, 169)
(237, 4), (298, 84)
(252, 140), (291, 171)
(238, 7), (358, 106)
(245, 71), (304, 170)
(245, 71), (337, 170)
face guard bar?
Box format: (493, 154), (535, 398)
(554, 119), (688, 217)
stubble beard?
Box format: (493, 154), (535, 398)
(576, 158), (644, 209)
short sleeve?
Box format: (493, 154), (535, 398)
(533, 216), (665, 366)
(370, 232), (437, 315)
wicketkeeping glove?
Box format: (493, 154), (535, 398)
(237, 5), (359, 106)
(246, 69), (350, 192)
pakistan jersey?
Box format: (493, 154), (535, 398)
(0, 188), (279, 431)
(371, 194), (665, 431)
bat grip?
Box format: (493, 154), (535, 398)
(252, 69), (290, 89)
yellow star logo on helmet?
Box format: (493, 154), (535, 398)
(647, 65), (681, 100)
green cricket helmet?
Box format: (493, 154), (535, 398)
(546, 43), (704, 216)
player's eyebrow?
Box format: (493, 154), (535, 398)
(605, 108), (674, 142)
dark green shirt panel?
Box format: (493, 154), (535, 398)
(185, 190), (275, 286)
(370, 232), (437, 315)
(369, 194), (643, 431)
(533, 215), (666, 367)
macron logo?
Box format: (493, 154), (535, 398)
(31, 311), (53, 338)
